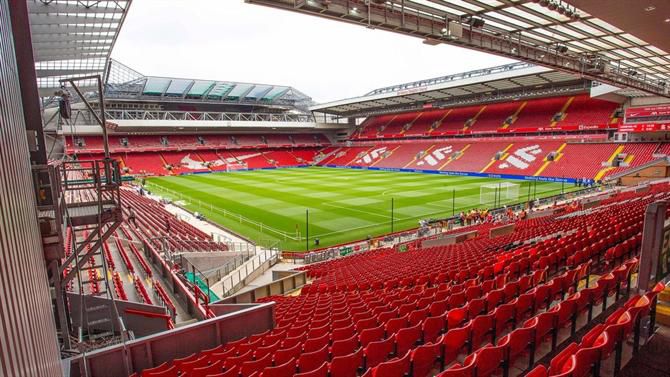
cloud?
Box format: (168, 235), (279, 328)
(112, 0), (514, 103)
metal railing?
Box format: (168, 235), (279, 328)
(366, 62), (534, 96)
(291, 184), (609, 265)
(104, 110), (314, 123)
(215, 247), (281, 299)
(146, 185), (300, 241)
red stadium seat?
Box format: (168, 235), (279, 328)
(240, 353), (272, 377)
(526, 365), (548, 377)
(141, 364), (178, 377)
(294, 361), (328, 377)
(297, 345), (329, 373)
(370, 350), (411, 377)
(441, 322), (472, 367)
(274, 343), (302, 365)
(410, 341), (441, 377)
(364, 336), (395, 369)
(466, 343), (506, 377)
(394, 323), (422, 356)
(436, 353), (476, 377)
(422, 315), (445, 344)
(330, 348), (364, 377)
(259, 357), (296, 377)
(359, 325), (385, 347)
(303, 333), (330, 353)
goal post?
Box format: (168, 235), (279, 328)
(480, 182), (520, 206)
(225, 162), (248, 172)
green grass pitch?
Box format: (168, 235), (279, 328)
(145, 167), (573, 251)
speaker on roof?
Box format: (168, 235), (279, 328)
(461, 15), (485, 28)
(59, 97), (72, 119)
(474, 18), (486, 28)
(556, 45), (569, 54)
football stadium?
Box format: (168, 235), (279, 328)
(3, 1), (670, 377)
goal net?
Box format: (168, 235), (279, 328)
(480, 182), (520, 205)
(225, 163), (248, 172)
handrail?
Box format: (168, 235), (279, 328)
(213, 247), (281, 299)
(147, 185), (299, 241)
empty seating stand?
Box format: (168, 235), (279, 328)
(133, 182), (670, 377)
(322, 140), (668, 179)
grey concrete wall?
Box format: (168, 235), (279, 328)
(219, 271), (307, 304)
(181, 251), (248, 273)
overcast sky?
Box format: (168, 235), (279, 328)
(112, 0), (514, 103)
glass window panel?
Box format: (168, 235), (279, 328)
(142, 77), (170, 95)
(534, 28), (569, 41)
(165, 79), (192, 96)
(646, 46), (669, 55)
(476, 0), (504, 6)
(490, 12), (532, 28)
(587, 18), (622, 33)
(443, 0), (483, 12)
(262, 86), (289, 100)
(245, 85), (271, 99)
(504, 7), (550, 25)
(483, 19), (516, 31)
(525, 32), (552, 43)
(618, 33), (646, 45)
(609, 49), (637, 59)
(412, 0), (464, 15)
(603, 36), (630, 47)
(187, 81), (215, 96)
(548, 25), (586, 39)
(569, 22), (605, 36)
(567, 40), (597, 51)
(226, 83), (253, 99)
(581, 38), (612, 49)
(628, 47), (653, 57)
(207, 82), (233, 99)
(650, 56), (670, 65)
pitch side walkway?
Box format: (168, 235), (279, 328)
(150, 196), (251, 245)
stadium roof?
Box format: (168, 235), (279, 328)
(104, 60), (314, 110)
(247, 0), (670, 98)
(29, 0), (132, 97)
(311, 62), (590, 117)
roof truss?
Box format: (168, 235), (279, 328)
(247, 0), (670, 98)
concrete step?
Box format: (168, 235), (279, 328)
(658, 286), (670, 304)
(656, 301), (670, 327)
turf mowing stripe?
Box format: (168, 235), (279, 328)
(147, 167), (574, 251)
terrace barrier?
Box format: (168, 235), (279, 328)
(65, 302), (274, 377)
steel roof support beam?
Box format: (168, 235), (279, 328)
(247, 0), (668, 98)
(30, 24), (120, 34)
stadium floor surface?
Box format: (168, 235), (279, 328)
(146, 167), (573, 251)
